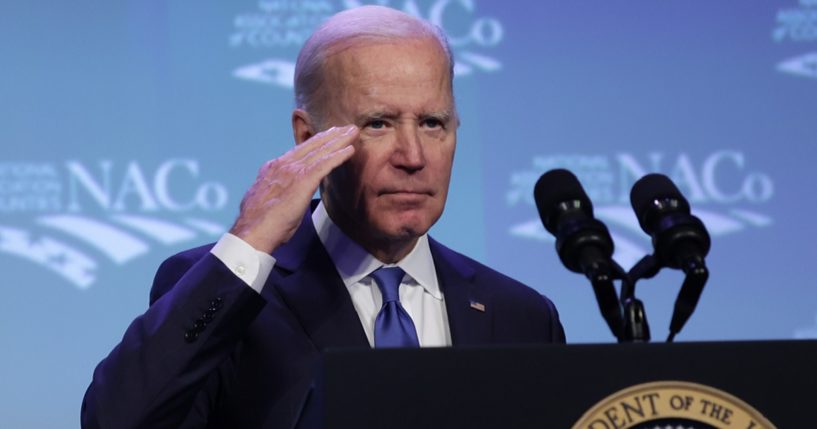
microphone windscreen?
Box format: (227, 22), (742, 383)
(630, 173), (689, 230)
(534, 169), (592, 234)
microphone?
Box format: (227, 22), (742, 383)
(534, 169), (624, 340)
(629, 173), (710, 341)
(630, 174), (711, 271)
(534, 169), (614, 279)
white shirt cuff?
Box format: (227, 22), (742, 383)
(210, 233), (276, 293)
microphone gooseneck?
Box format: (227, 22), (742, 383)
(629, 173), (711, 342)
(534, 169), (627, 341)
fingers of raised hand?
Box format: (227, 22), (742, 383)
(291, 124), (358, 161)
(230, 126), (358, 252)
(280, 125), (357, 183)
(252, 126), (357, 198)
(305, 144), (355, 179)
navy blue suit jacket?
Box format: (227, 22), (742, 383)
(81, 211), (565, 429)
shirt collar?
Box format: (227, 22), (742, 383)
(312, 201), (441, 300)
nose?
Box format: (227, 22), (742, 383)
(392, 124), (426, 173)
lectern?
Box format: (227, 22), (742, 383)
(313, 340), (816, 428)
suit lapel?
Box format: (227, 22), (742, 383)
(266, 212), (491, 349)
(430, 238), (493, 346)
(267, 211), (369, 350)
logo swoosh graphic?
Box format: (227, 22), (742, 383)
(607, 231), (648, 270)
(794, 326), (817, 339)
(509, 218), (552, 242)
(689, 208), (744, 235)
(509, 205), (771, 269)
(794, 312), (817, 339)
(777, 52), (817, 80)
(595, 205), (746, 237)
(595, 206), (642, 235)
(458, 51), (502, 72)
(36, 215), (148, 264)
(233, 59), (295, 87)
(0, 225), (97, 289)
(507, 218), (649, 269)
(184, 218), (226, 236)
(729, 209), (772, 227)
(112, 215), (196, 245)
(4, 215), (226, 290)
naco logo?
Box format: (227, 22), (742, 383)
(506, 151), (774, 269)
(773, 0), (817, 42)
(773, 0), (817, 80)
(0, 160), (229, 290)
(231, 0), (503, 87)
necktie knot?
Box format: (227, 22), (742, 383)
(370, 267), (405, 303)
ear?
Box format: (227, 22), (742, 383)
(291, 108), (315, 145)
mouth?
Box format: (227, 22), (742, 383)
(378, 188), (434, 197)
(378, 190), (434, 204)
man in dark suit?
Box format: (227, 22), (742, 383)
(82, 5), (564, 429)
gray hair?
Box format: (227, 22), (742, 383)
(293, 5), (455, 125)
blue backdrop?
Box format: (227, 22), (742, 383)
(3, 1), (817, 427)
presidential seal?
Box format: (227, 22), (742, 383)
(572, 380), (775, 429)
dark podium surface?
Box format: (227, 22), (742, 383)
(319, 340), (817, 428)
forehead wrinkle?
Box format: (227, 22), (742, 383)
(321, 39), (454, 122)
(330, 39), (448, 84)
(339, 82), (453, 118)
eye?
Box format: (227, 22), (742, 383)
(421, 117), (445, 129)
(366, 119), (388, 129)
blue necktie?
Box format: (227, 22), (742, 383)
(371, 267), (419, 348)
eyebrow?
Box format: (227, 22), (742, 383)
(354, 109), (455, 124)
(354, 111), (399, 124)
(419, 111), (454, 123)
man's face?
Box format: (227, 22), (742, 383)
(319, 37), (457, 254)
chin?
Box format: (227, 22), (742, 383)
(378, 211), (438, 240)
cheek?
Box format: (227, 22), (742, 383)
(432, 144), (456, 183)
(352, 155), (380, 192)
(340, 149), (370, 186)
(325, 160), (361, 204)
(354, 146), (393, 187)
(337, 154), (384, 214)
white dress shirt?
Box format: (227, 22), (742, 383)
(209, 202), (452, 347)
(210, 233), (276, 294)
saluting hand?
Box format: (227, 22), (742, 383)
(229, 125), (358, 254)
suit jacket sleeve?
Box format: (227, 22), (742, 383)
(81, 246), (266, 429)
(544, 294), (566, 343)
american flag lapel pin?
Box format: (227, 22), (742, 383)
(469, 301), (486, 312)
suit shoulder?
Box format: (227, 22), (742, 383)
(430, 239), (552, 304)
(431, 239), (566, 343)
(149, 242), (216, 304)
